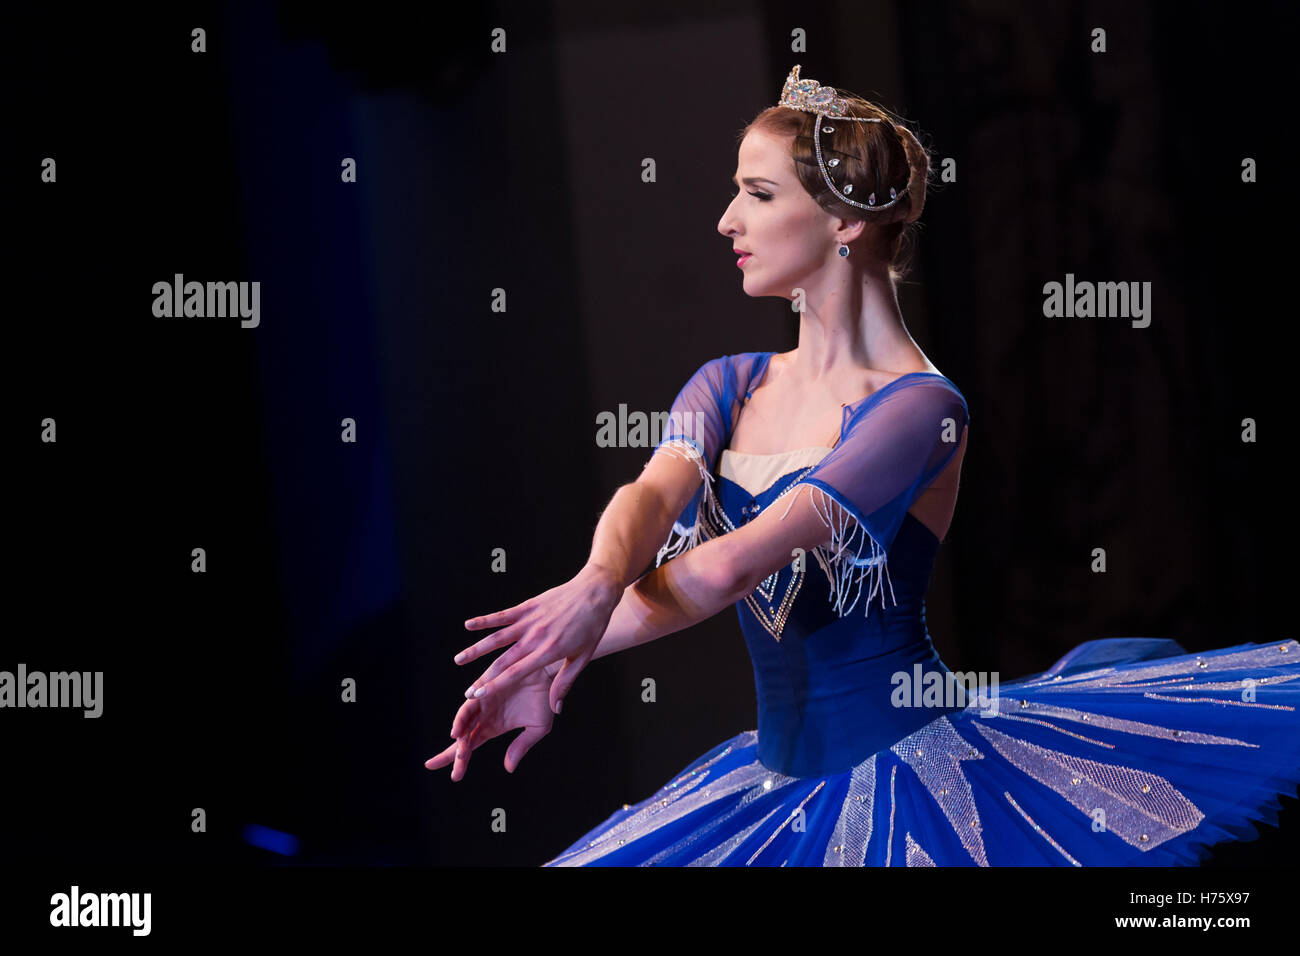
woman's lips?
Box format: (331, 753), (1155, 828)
(736, 253), (753, 268)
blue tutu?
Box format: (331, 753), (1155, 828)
(545, 354), (1299, 866)
(545, 636), (1300, 865)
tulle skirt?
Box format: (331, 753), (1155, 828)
(543, 638), (1300, 866)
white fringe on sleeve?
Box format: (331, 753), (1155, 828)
(651, 439), (728, 567)
(780, 483), (897, 617)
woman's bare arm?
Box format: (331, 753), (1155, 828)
(581, 449), (707, 590)
(547, 478), (843, 676)
(589, 536), (746, 665)
(564, 445), (746, 665)
(544, 547), (739, 678)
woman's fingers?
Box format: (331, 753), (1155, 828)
(504, 726), (548, 774)
(451, 730), (477, 782)
(549, 652), (592, 714)
(449, 698), (480, 739)
(475, 647), (553, 702)
(454, 619), (527, 666)
(463, 604), (525, 630)
(425, 739), (458, 772)
(426, 732), (477, 781)
(461, 600), (532, 636)
(462, 636), (538, 697)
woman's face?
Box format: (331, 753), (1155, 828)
(717, 129), (846, 299)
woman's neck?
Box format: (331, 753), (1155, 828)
(785, 264), (926, 381)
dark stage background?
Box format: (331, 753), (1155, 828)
(8, 0), (1293, 874)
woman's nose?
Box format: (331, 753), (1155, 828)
(718, 198), (739, 236)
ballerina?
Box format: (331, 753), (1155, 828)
(426, 65), (1299, 866)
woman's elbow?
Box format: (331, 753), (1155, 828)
(709, 537), (758, 603)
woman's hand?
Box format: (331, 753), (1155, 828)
(454, 562), (622, 714)
(425, 663), (556, 780)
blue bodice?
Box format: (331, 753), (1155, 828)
(713, 455), (966, 778)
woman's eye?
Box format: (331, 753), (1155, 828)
(729, 189), (772, 202)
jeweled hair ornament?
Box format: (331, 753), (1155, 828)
(777, 64), (909, 212)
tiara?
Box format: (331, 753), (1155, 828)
(776, 64), (909, 212)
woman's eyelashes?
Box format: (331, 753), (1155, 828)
(728, 188), (773, 202)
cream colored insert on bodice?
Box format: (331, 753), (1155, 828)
(719, 433), (966, 542)
(718, 446), (833, 498)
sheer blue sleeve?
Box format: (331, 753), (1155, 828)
(652, 356), (730, 467)
(646, 356), (732, 566)
(646, 353), (769, 567)
(777, 376), (970, 616)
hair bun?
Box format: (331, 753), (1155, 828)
(892, 122), (929, 224)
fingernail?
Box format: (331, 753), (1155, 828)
(454, 652), (466, 663)
(473, 687), (486, 698)
(555, 698), (564, 714)
(464, 686), (475, 697)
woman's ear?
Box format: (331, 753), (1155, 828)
(836, 219), (866, 245)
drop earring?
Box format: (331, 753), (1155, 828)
(838, 242), (850, 257)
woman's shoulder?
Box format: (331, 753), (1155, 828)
(696, 351), (775, 391)
(876, 369), (970, 429)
